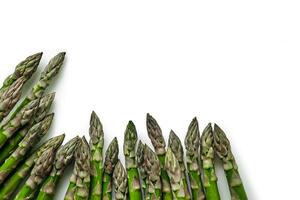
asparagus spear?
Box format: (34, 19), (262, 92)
(213, 124), (248, 200)
(123, 121), (142, 200)
(144, 144), (162, 200)
(184, 118), (205, 200)
(0, 113), (54, 184)
(89, 111), (104, 200)
(136, 140), (147, 198)
(14, 145), (57, 200)
(168, 130), (191, 199)
(0, 52), (42, 95)
(0, 92), (55, 164)
(146, 113), (172, 200)
(0, 134), (65, 200)
(0, 77), (26, 122)
(37, 136), (80, 200)
(0, 98), (40, 148)
(102, 137), (119, 200)
(200, 123), (220, 200)
(113, 161), (128, 200)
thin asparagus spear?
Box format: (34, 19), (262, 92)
(89, 111), (104, 200)
(0, 52), (42, 95)
(0, 92), (55, 164)
(136, 140), (147, 198)
(184, 118), (205, 200)
(213, 124), (248, 200)
(146, 113), (172, 200)
(14, 146), (57, 200)
(0, 113), (54, 184)
(200, 123), (220, 200)
(123, 121), (142, 200)
(169, 130), (191, 199)
(0, 98), (40, 148)
(144, 144), (162, 200)
(0, 134), (65, 200)
(37, 136), (80, 200)
(0, 77), (26, 121)
(102, 137), (119, 200)
(165, 148), (186, 200)
(113, 161), (128, 200)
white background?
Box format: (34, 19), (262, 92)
(1, 1), (300, 199)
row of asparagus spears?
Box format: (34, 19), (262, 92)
(0, 52), (247, 200)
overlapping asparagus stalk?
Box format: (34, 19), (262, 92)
(169, 130), (191, 199)
(144, 144), (162, 200)
(184, 118), (205, 200)
(200, 123), (220, 200)
(0, 113), (54, 185)
(0, 134), (65, 200)
(102, 137), (119, 200)
(136, 141), (147, 197)
(113, 161), (128, 200)
(89, 111), (104, 200)
(146, 113), (172, 200)
(37, 136), (80, 200)
(123, 121), (142, 200)
(213, 124), (247, 200)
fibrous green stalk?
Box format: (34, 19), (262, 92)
(113, 161), (128, 200)
(213, 124), (247, 200)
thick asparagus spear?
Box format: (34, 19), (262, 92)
(213, 124), (248, 200)
(0, 134), (65, 200)
(169, 130), (191, 199)
(144, 144), (162, 200)
(123, 121), (142, 200)
(0, 92), (55, 164)
(0, 98), (40, 148)
(102, 137), (119, 200)
(136, 140), (147, 198)
(14, 146), (58, 200)
(184, 118), (205, 200)
(200, 123), (220, 200)
(0, 113), (54, 184)
(0, 52), (42, 95)
(0, 77), (26, 122)
(37, 136), (80, 200)
(113, 161), (128, 200)
(146, 113), (172, 200)
(89, 111), (104, 200)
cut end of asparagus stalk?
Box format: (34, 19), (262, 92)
(113, 160), (128, 200)
(104, 137), (119, 174)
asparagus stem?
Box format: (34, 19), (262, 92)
(136, 140), (147, 198)
(89, 111), (104, 200)
(201, 123), (220, 200)
(213, 124), (248, 200)
(37, 136), (80, 200)
(184, 118), (205, 200)
(123, 121), (142, 200)
(169, 130), (191, 199)
(113, 161), (128, 200)
(146, 113), (172, 200)
(102, 137), (119, 200)
(0, 113), (54, 185)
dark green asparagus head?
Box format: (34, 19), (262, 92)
(113, 160), (128, 200)
(168, 130), (184, 166)
(123, 120), (138, 169)
(104, 137), (119, 174)
(146, 113), (166, 155)
(89, 111), (104, 161)
(40, 52), (65, 81)
(136, 140), (146, 179)
(144, 144), (161, 183)
(34, 92), (56, 123)
(201, 123), (215, 170)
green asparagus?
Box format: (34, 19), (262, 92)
(213, 124), (247, 200)
(168, 130), (191, 199)
(102, 137), (119, 200)
(136, 140), (147, 198)
(123, 121), (142, 200)
(0, 113), (54, 184)
(113, 161), (128, 200)
(201, 123), (220, 200)
(37, 136), (80, 200)
(144, 144), (162, 200)
(89, 111), (104, 200)
(0, 134), (65, 200)
(146, 113), (172, 200)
